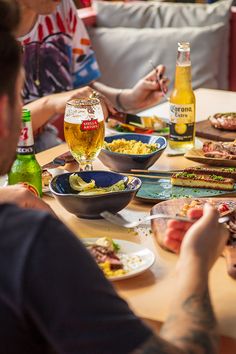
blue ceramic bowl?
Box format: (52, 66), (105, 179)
(49, 171), (141, 219)
(98, 133), (167, 172)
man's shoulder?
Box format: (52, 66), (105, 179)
(0, 203), (53, 244)
(0, 204), (56, 310)
(0, 202), (51, 221)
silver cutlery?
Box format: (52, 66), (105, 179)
(101, 211), (230, 229)
(42, 151), (75, 169)
(149, 60), (169, 101)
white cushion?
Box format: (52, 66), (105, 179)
(89, 23), (225, 91)
(94, 0), (232, 28)
(91, 0), (232, 89)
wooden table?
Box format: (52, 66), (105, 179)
(38, 89), (236, 353)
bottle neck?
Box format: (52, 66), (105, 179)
(16, 150), (35, 159)
(174, 49), (192, 90)
(17, 120), (35, 152)
(174, 64), (192, 90)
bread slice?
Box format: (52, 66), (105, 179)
(171, 172), (235, 191)
(184, 167), (236, 181)
(42, 169), (53, 187)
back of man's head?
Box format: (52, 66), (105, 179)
(0, 0), (21, 103)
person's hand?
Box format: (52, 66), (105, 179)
(53, 86), (116, 120)
(180, 204), (229, 271)
(0, 185), (56, 216)
(120, 65), (169, 111)
(164, 207), (203, 253)
(167, 204), (229, 272)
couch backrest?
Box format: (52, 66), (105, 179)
(229, 6), (236, 90)
(81, 0), (234, 92)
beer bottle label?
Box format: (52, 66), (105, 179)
(16, 146), (34, 154)
(18, 121), (34, 149)
(169, 103), (195, 142)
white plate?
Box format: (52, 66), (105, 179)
(83, 238), (155, 281)
(43, 168), (67, 194)
(0, 175), (7, 187)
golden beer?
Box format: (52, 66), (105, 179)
(64, 120), (105, 162)
(64, 98), (105, 170)
(169, 42), (196, 152)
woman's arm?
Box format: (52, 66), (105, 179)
(91, 65), (169, 112)
(24, 86), (115, 132)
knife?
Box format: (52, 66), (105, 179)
(109, 111), (143, 125)
(42, 151), (75, 169)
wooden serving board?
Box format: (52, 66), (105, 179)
(185, 148), (236, 167)
(196, 119), (235, 142)
(151, 198), (236, 279)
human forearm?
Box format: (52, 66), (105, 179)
(132, 259), (218, 354)
(24, 87), (97, 132)
(24, 95), (56, 132)
(91, 81), (131, 111)
(91, 66), (168, 113)
(160, 258), (218, 354)
(0, 186), (56, 216)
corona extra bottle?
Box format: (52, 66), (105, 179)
(8, 109), (42, 197)
(169, 42), (196, 152)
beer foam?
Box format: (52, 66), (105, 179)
(64, 106), (104, 124)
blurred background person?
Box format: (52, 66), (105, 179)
(16, 0), (168, 151)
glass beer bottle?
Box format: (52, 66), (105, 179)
(8, 109), (42, 197)
(169, 42), (196, 152)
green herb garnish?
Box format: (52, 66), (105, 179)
(175, 172), (196, 179)
(112, 241), (120, 252)
(210, 175), (225, 181)
(222, 168), (236, 172)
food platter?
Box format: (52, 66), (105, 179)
(184, 148), (236, 167)
(83, 238), (155, 281)
(151, 198), (236, 279)
(106, 125), (169, 137)
(151, 198), (236, 247)
(135, 176), (236, 203)
(106, 115), (169, 137)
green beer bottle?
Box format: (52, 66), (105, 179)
(8, 109), (42, 197)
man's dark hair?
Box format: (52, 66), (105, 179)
(0, 0), (22, 103)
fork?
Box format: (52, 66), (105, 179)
(100, 211), (230, 229)
(149, 60), (169, 101)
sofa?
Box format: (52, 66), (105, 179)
(79, 0), (236, 92)
(54, 1), (236, 140)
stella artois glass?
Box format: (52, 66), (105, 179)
(64, 98), (105, 170)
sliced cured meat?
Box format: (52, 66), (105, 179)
(209, 113), (236, 131)
(87, 245), (123, 270)
(203, 140), (236, 159)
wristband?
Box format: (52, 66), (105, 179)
(116, 89), (127, 112)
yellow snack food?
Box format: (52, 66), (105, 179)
(105, 139), (158, 155)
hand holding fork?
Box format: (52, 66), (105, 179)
(149, 60), (169, 101)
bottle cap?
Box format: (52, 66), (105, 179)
(178, 42), (190, 52)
